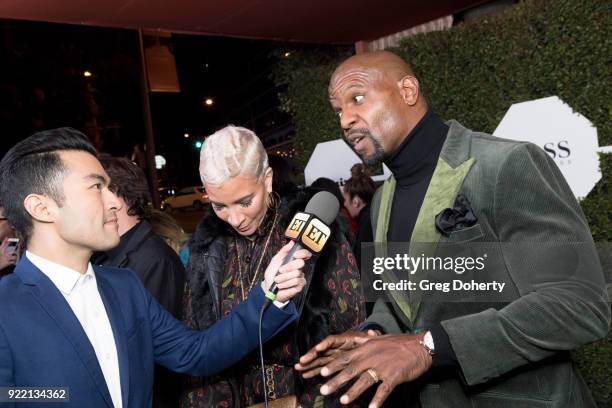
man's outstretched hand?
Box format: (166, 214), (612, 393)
(295, 330), (380, 378)
(296, 332), (433, 408)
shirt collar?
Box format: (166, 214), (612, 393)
(26, 251), (95, 295)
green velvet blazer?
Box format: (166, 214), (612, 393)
(365, 120), (610, 407)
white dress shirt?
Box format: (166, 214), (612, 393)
(26, 251), (123, 408)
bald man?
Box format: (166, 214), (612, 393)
(295, 51), (609, 408)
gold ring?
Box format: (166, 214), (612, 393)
(366, 368), (379, 383)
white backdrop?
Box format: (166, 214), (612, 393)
(494, 96), (611, 199)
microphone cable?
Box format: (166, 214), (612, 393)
(258, 298), (273, 408)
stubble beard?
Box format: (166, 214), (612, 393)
(362, 134), (386, 166)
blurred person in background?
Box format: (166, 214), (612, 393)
(342, 164), (376, 270)
(148, 208), (188, 254)
(0, 206), (18, 277)
(181, 125), (365, 408)
(148, 208), (190, 267)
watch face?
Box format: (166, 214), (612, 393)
(424, 331), (435, 350)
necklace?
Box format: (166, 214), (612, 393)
(235, 210), (279, 301)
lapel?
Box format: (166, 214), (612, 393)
(376, 120), (475, 325)
(16, 257), (115, 408)
(96, 269), (130, 408)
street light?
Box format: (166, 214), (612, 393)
(184, 133), (190, 138)
(204, 98), (214, 107)
(195, 141), (203, 149)
(83, 70), (92, 77)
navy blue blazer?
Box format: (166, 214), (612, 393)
(0, 256), (298, 407)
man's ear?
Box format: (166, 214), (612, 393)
(398, 75), (420, 106)
(23, 194), (57, 223)
(264, 167), (273, 194)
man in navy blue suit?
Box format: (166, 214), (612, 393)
(0, 128), (310, 407)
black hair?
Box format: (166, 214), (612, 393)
(344, 163), (376, 204)
(0, 127), (97, 243)
(311, 177), (344, 205)
(98, 156), (151, 219)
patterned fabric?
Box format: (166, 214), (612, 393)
(181, 208), (366, 408)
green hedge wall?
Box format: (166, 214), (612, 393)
(275, 0), (611, 405)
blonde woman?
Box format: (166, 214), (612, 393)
(181, 126), (365, 407)
(148, 209), (188, 254)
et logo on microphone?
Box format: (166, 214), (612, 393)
(301, 218), (330, 253)
(284, 212), (332, 254)
(285, 213), (311, 240)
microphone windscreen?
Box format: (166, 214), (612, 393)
(305, 191), (340, 225)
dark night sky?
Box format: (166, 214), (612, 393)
(150, 34), (300, 186)
(0, 20), (143, 156)
(0, 18), (347, 187)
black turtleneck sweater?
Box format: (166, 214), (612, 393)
(372, 109), (458, 368)
(386, 109), (448, 243)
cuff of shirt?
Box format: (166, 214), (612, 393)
(430, 324), (459, 368)
(360, 322), (385, 334)
(273, 299), (289, 309)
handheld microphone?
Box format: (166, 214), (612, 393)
(264, 191), (340, 302)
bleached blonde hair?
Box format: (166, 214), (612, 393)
(199, 125), (269, 186)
